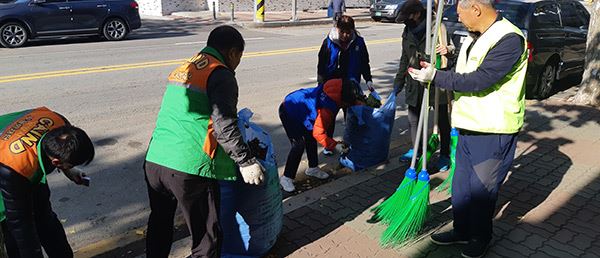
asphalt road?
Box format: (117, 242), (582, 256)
(0, 18), (409, 252)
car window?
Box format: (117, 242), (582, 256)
(0, 0), (17, 3)
(573, 3), (590, 29)
(442, 2), (529, 28)
(495, 2), (530, 28)
(560, 2), (585, 28)
(533, 3), (561, 28)
(442, 4), (458, 22)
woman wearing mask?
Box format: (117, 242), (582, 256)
(393, 0), (455, 171)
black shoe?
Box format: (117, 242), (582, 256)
(461, 238), (490, 258)
(430, 231), (469, 245)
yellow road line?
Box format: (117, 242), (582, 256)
(0, 38), (401, 84)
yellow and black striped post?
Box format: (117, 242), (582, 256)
(254, 0), (265, 22)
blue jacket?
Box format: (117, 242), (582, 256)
(317, 29), (372, 85)
(283, 83), (338, 132)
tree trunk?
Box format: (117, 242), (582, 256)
(573, 0), (600, 106)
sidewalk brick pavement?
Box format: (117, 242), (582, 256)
(121, 90), (600, 258)
(269, 97), (600, 258)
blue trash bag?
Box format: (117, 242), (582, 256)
(340, 91), (397, 171)
(220, 108), (283, 258)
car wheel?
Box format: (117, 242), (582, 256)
(102, 18), (128, 41)
(536, 62), (557, 99)
(372, 17), (382, 22)
(0, 22), (28, 48)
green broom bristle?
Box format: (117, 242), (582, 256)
(436, 128), (458, 194)
(416, 134), (439, 172)
(380, 170), (431, 247)
(371, 168), (417, 224)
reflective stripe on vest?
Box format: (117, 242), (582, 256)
(0, 107), (66, 182)
(452, 18), (527, 134)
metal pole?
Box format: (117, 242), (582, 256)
(291, 0), (298, 21)
(231, 2), (235, 22)
(425, 0), (433, 56)
(255, 0), (265, 22)
(212, 1), (217, 20)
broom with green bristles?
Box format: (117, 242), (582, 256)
(436, 80), (458, 193)
(380, 0), (445, 246)
(415, 71), (441, 173)
(436, 127), (458, 193)
(370, 90), (429, 224)
(381, 82), (432, 246)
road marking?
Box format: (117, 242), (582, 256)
(0, 38), (401, 84)
(174, 37), (265, 45)
(306, 64), (400, 82)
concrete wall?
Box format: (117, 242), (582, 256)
(138, 0), (163, 16)
(219, 0), (371, 12)
(138, 0), (370, 16)
(163, 0), (207, 15)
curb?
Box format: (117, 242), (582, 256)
(76, 141), (408, 257)
(237, 16), (373, 28)
(140, 14), (175, 21)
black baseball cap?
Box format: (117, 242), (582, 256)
(396, 0), (426, 23)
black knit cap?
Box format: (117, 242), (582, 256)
(396, 0), (426, 23)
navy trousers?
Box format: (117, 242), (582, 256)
(451, 131), (518, 241)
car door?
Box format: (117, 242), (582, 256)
(559, 1), (588, 72)
(28, 0), (74, 34)
(570, 2), (590, 70)
(68, 0), (108, 31)
(530, 2), (564, 67)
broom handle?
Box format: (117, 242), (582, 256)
(409, 89), (429, 169)
(422, 0), (445, 170)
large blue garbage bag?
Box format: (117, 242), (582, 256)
(340, 91), (397, 171)
(220, 108), (283, 258)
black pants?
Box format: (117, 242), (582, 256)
(0, 166), (72, 258)
(279, 104), (318, 179)
(144, 162), (221, 258)
(452, 132), (518, 241)
(407, 104), (451, 156)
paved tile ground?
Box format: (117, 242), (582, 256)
(119, 89), (600, 258)
(268, 96), (600, 258)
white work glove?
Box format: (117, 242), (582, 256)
(239, 162), (265, 185)
(62, 167), (90, 186)
(366, 81), (375, 92)
(408, 61), (436, 83)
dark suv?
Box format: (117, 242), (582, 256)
(443, 0), (590, 99)
(370, 0), (407, 22)
(0, 0), (141, 48)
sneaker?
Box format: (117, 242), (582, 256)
(430, 231), (469, 245)
(305, 167), (330, 179)
(322, 149), (334, 156)
(438, 155), (450, 171)
(399, 149), (414, 162)
(279, 176), (295, 192)
(461, 238), (490, 258)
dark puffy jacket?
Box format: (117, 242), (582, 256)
(317, 28), (372, 85)
(394, 19), (455, 107)
(0, 162), (65, 258)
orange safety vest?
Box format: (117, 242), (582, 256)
(0, 107), (66, 183)
(146, 51), (237, 180)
